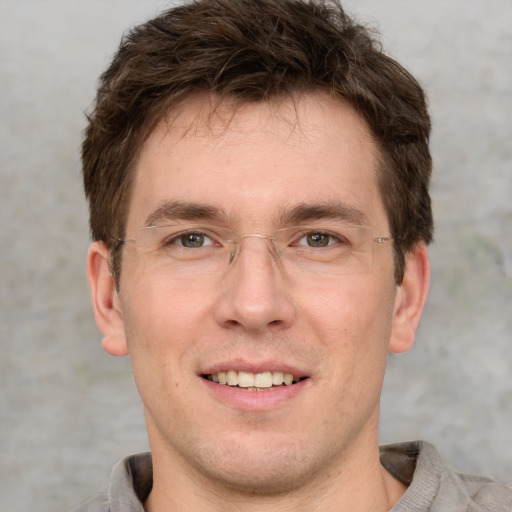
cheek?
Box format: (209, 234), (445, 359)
(118, 265), (216, 368)
(123, 259), (210, 320)
(119, 277), (204, 409)
(299, 277), (396, 367)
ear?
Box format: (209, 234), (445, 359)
(86, 241), (129, 356)
(389, 242), (430, 354)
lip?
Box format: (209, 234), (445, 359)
(199, 359), (311, 412)
(201, 375), (310, 412)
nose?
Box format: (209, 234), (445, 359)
(213, 235), (296, 333)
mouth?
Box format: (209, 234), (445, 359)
(203, 370), (307, 391)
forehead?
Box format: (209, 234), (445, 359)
(129, 93), (386, 230)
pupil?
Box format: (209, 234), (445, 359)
(307, 233), (329, 247)
(182, 233), (204, 247)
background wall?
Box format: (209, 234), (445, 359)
(1, 1), (511, 510)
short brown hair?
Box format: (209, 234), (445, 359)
(83, 0), (433, 284)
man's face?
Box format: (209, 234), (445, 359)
(115, 93), (402, 492)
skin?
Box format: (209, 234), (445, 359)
(87, 92), (430, 512)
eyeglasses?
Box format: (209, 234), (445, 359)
(118, 223), (392, 279)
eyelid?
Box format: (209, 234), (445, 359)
(289, 228), (348, 247)
(168, 231), (215, 247)
(141, 223), (364, 245)
(143, 224), (230, 235)
(277, 224), (356, 238)
(144, 225), (233, 248)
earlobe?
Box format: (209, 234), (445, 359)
(389, 242), (430, 354)
(86, 241), (129, 357)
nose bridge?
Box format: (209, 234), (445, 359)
(215, 231), (295, 332)
(230, 233), (279, 266)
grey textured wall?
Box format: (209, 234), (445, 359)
(1, 1), (511, 510)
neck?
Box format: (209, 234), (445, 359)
(144, 426), (406, 512)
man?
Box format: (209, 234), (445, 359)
(76, 0), (512, 510)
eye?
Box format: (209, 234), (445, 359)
(305, 232), (331, 248)
(295, 231), (345, 248)
(168, 231), (215, 248)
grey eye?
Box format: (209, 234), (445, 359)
(174, 232), (213, 248)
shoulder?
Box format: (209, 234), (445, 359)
(70, 493), (109, 512)
(70, 452), (152, 512)
(438, 465), (512, 512)
(381, 441), (512, 512)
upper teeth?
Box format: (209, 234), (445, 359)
(209, 370), (294, 388)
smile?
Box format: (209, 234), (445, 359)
(204, 370), (304, 390)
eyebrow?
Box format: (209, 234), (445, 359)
(144, 200), (369, 228)
(278, 202), (369, 227)
(144, 201), (229, 227)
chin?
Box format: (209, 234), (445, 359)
(209, 462), (313, 497)
(192, 437), (323, 497)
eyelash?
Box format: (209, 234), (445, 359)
(292, 230), (349, 247)
(161, 231), (214, 247)
(161, 229), (349, 249)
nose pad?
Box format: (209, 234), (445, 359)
(216, 232), (295, 332)
(228, 233), (280, 267)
